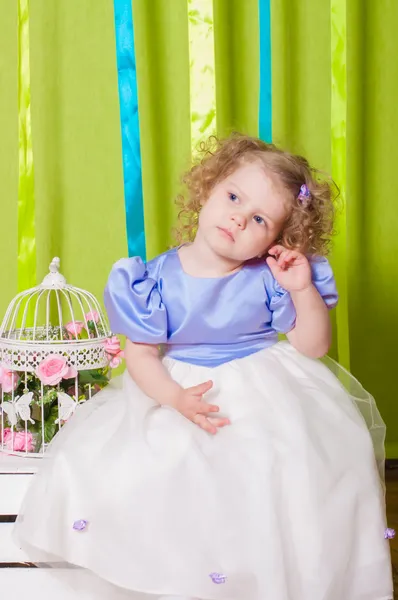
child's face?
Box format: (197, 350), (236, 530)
(197, 160), (289, 262)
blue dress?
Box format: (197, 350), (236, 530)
(15, 247), (393, 600)
(104, 247), (338, 366)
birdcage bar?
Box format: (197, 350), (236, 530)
(10, 372), (15, 453)
(61, 287), (91, 333)
(40, 382), (45, 452)
(6, 292), (33, 339)
(61, 289), (79, 338)
(74, 287), (108, 334)
(31, 289), (46, 340)
(54, 290), (64, 338)
(57, 384), (61, 432)
(0, 287), (36, 336)
(17, 290), (39, 338)
(65, 286), (102, 337)
(45, 292), (52, 341)
(24, 421), (28, 454)
(24, 371), (29, 454)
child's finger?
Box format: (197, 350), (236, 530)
(193, 414), (217, 435)
(266, 256), (282, 276)
(280, 250), (300, 270)
(280, 250), (295, 267)
(207, 417), (231, 428)
(188, 380), (213, 395)
(268, 244), (286, 257)
(198, 401), (220, 414)
(285, 250), (299, 263)
(277, 250), (290, 267)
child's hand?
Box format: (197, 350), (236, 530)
(267, 245), (312, 292)
(173, 380), (230, 435)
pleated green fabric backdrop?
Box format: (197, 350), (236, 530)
(0, 0), (127, 312)
(0, 0), (397, 455)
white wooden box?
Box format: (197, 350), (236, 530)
(0, 455), (90, 599)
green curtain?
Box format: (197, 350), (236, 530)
(345, 0), (398, 457)
(0, 1), (19, 307)
(0, 0), (128, 320)
(271, 0), (398, 456)
(213, 0), (259, 139)
(132, 0), (192, 259)
(0, 0), (397, 455)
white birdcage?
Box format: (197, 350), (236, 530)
(0, 257), (116, 457)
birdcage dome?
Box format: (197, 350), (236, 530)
(0, 257), (111, 372)
(0, 258), (119, 457)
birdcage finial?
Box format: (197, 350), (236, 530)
(49, 257), (60, 273)
(40, 257), (67, 289)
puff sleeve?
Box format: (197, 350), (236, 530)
(268, 256), (339, 334)
(104, 257), (167, 344)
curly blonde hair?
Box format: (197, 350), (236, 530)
(175, 134), (338, 256)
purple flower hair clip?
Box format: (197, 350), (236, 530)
(298, 184), (311, 208)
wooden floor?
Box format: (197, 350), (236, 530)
(386, 464), (398, 598)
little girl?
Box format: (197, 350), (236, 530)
(16, 135), (393, 600)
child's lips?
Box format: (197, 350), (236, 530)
(217, 227), (235, 242)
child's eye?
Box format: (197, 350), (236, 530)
(229, 193), (238, 202)
(253, 215), (265, 225)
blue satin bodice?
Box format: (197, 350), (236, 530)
(104, 247), (338, 367)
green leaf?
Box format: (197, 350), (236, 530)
(33, 434), (42, 453)
(78, 370), (109, 386)
(79, 327), (89, 340)
(41, 404), (60, 444)
(43, 419), (57, 444)
(42, 388), (58, 405)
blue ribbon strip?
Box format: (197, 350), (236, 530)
(113, 0), (146, 259)
(259, 0), (272, 142)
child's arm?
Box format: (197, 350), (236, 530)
(287, 286), (331, 358)
(267, 245), (332, 359)
(124, 340), (230, 433)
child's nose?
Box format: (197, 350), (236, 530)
(231, 213), (247, 229)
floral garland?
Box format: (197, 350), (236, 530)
(0, 311), (123, 453)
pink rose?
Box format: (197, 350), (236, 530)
(3, 428), (33, 452)
(0, 366), (19, 393)
(85, 311), (99, 324)
(109, 354), (123, 369)
(36, 354), (78, 386)
(104, 336), (124, 369)
(104, 336), (122, 356)
(65, 321), (85, 338)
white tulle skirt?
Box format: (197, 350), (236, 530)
(14, 342), (393, 600)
